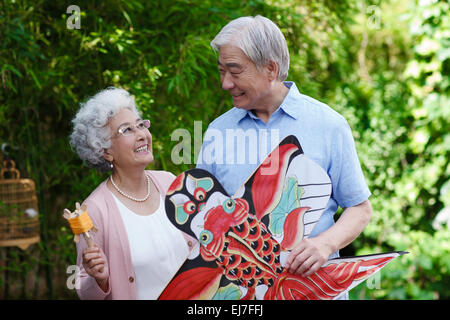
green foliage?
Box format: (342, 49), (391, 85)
(335, 0), (450, 299)
(0, 0), (448, 299)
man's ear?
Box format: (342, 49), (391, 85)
(266, 60), (279, 81)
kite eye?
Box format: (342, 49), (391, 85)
(199, 230), (213, 245)
(222, 198), (235, 214)
(183, 201), (196, 215)
(194, 187), (206, 201)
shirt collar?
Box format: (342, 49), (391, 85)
(278, 81), (302, 120)
(235, 81), (302, 124)
(234, 108), (250, 123)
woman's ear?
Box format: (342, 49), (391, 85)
(103, 149), (113, 163)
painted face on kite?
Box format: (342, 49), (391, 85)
(168, 173), (214, 226)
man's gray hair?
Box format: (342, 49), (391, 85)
(70, 87), (140, 172)
(210, 15), (289, 81)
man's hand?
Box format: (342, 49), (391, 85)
(284, 237), (333, 276)
(284, 199), (373, 277)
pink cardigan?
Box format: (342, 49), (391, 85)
(75, 170), (190, 300)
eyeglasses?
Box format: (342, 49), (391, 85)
(115, 119), (151, 137)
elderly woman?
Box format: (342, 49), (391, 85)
(70, 87), (194, 299)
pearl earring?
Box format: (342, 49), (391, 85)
(110, 162), (113, 169)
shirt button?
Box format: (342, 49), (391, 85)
(129, 276), (134, 283)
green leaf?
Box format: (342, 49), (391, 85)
(3, 64), (23, 77)
(27, 68), (41, 89)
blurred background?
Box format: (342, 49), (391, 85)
(0, 0), (448, 299)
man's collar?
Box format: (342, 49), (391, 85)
(234, 81), (302, 124)
(278, 81), (301, 120)
(234, 108), (251, 123)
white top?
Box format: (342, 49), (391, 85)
(112, 193), (189, 300)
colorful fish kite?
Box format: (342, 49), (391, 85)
(160, 135), (407, 300)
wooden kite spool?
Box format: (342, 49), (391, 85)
(0, 159), (40, 250)
(63, 202), (103, 272)
(63, 202), (98, 248)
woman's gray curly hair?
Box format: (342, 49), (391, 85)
(70, 87), (140, 172)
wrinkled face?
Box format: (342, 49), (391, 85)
(218, 45), (273, 110)
(199, 198), (249, 257)
(104, 108), (153, 169)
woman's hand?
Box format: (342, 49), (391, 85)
(82, 244), (110, 292)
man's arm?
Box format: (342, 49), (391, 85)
(285, 199), (372, 276)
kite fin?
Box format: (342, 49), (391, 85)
(159, 267), (223, 300)
(280, 206), (310, 250)
(266, 252), (405, 300)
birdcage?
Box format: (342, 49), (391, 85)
(0, 159), (40, 250)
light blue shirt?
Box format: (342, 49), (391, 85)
(196, 81), (371, 243)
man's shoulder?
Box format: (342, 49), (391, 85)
(207, 107), (244, 130)
(302, 94), (345, 120)
(295, 93), (348, 130)
(284, 82), (347, 128)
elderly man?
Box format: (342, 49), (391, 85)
(196, 15), (372, 284)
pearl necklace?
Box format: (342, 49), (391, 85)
(110, 174), (151, 202)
